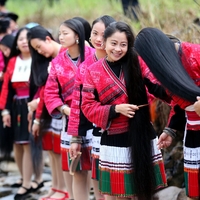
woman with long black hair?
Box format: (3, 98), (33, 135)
(134, 27), (200, 200)
(44, 18), (94, 200)
(81, 22), (167, 200)
(0, 27), (33, 200)
(28, 25), (67, 200)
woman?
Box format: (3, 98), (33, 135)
(0, 34), (15, 159)
(134, 27), (200, 200)
(44, 18), (94, 200)
(0, 27), (33, 200)
(81, 22), (167, 200)
(68, 15), (115, 200)
(28, 25), (67, 200)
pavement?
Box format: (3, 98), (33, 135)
(0, 159), (187, 200)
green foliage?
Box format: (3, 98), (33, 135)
(6, 0), (200, 42)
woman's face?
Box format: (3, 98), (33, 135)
(0, 44), (11, 57)
(30, 37), (54, 58)
(90, 21), (105, 50)
(17, 29), (30, 54)
(105, 31), (128, 62)
(58, 24), (78, 48)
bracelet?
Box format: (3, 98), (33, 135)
(60, 104), (68, 114)
(163, 127), (176, 139)
(70, 136), (82, 144)
(1, 109), (10, 116)
(33, 119), (40, 125)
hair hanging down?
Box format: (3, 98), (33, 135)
(104, 22), (156, 199)
(62, 18), (85, 62)
(27, 25), (53, 134)
(27, 25), (54, 87)
(134, 27), (200, 103)
(73, 16), (91, 45)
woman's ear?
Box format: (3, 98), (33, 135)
(45, 36), (52, 43)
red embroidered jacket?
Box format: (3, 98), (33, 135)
(67, 53), (97, 136)
(81, 57), (167, 135)
(68, 55), (168, 136)
(44, 46), (94, 118)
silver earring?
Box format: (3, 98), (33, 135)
(76, 39), (79, 44)
(16, 46), (18, 50)
(89, 37), (91, 42)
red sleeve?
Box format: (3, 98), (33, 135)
(44, 62), (63, 118)
(0, 57), (16, 110)
(35, 86), (44, 119)
(81, 67), (111, 130)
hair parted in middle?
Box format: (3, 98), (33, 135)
(61, 18), (85, 62)
(104, 21), (156, 199)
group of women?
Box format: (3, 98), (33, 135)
(0, 13), (200, 200)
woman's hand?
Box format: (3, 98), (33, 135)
(69, 142), (81, 160)
(157, 132), (173, 149)
(3, 114), (11, 127)
(63, 106), (70, 116)
(115, 104), (139, 118)
(27, 99), (39, 112)
(32, 123), (39, 137)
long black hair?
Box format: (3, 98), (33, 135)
(27, 25), (54, 134)
(73, 16), (91, 45)
(134, 27), (200, 102)
(0, 34), (15, 72)
(92, 15), (115, 29)
(61, 18), (85, 62)
(104, 22), (155, 199)
(27, 25), (54, 87)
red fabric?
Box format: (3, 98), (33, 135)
(61, 147), (70, 171)
(159, 162), (167, 184)
(80, 147), (92, 170)
(42, 131), (53, 150)
(67, 53), (97, 136)
(81, 58), (129, 134)
(0, 57), (29, 109)
(170, 42), (200, 109)
(185, 110), (200, 130)
(185, 168), (200, 198)
(35, 46), (65, 119)
(44, 46), (94, 118)
(35, 86), (45, 119)
(53, 133), (61, 154)
(110, 171), (125, 195)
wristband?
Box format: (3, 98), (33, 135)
(163, 127), (176, 139)
(33, 119), (40, 125)
(70, 136), (82, 144)
(1, 109), (10, 116)
(60, 104), (68, 114)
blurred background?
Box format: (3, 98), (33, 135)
(4, 0), (200, 43)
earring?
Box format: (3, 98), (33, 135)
(16, 46), (18, 50)
(89, 37), (91, 42)
(76, 39), (79, 44)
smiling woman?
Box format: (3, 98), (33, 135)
(81, 21), (168, 200)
